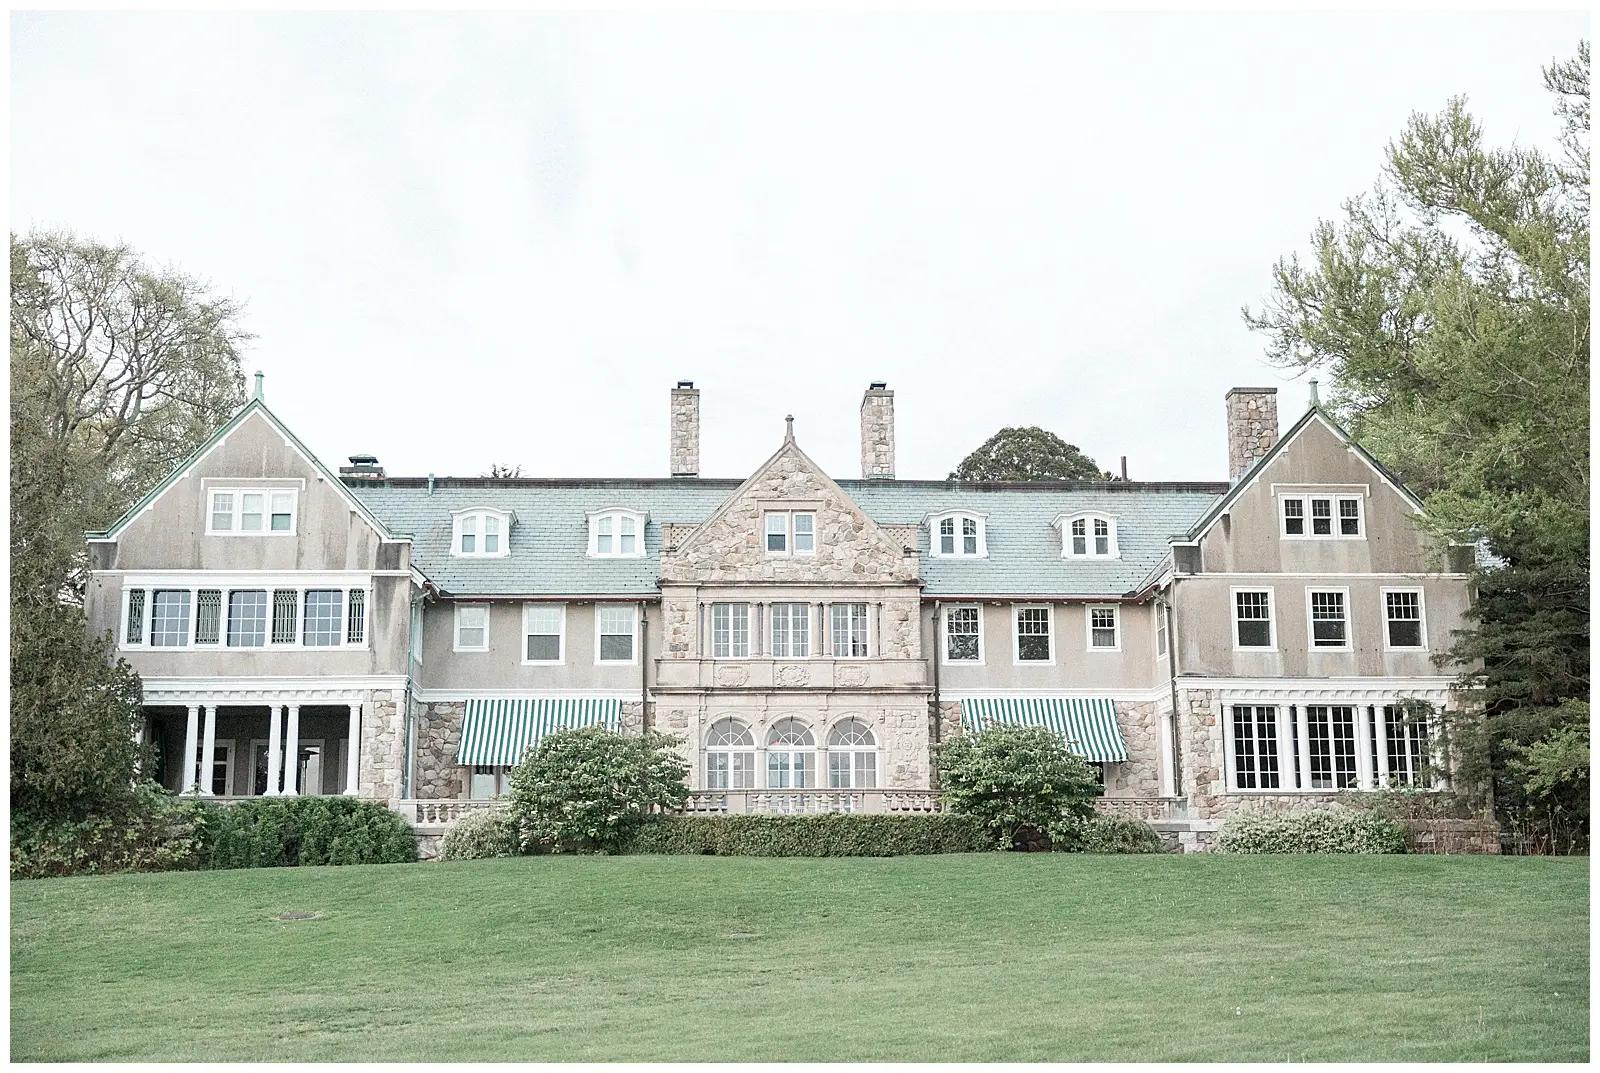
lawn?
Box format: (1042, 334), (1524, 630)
(9, 854), (1589, 1062)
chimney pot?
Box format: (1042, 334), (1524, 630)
(860, 382), (895, 479)
(670, 381), (701, 477)
(1224, 387), (1280, 481)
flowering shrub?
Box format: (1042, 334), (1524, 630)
(1216, 808), (1406, 854)
(439, 808), (522, 861)
(1051, 813), (1166, 854)
(507, 727), (689, 854)
(938, 725), (1102, 849)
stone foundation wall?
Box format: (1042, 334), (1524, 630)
(357, 691), (404, 802)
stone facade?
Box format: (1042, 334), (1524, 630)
(357, 691), (405, 801)
(1224, 386), (1279, 480)
(1106, 700), (1162, 798)
(670, 383), (700, 477)
(859, 384), (895, 478)
(414, 700), (466, 800)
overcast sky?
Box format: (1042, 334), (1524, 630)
(11, 12), (1588, 483)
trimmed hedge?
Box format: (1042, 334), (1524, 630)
(201, 796), (417, 868)
(11, 783), (210, 879)
(1216, 808), (1407, 855)
(623, 813), (993, 857)
(439, 808), (522, 862)
(1051, 814), (1166, 854)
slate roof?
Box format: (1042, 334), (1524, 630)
(350, 478), (1227, 599)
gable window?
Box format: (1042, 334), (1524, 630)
(711, 603), (751, 658)
(1087, 605), (1119, 651)
(1280, 494), (1364, 540)
(943, 604), (983, 664)
(455, 604), (490, 652)
(589, 509), (645, 558)
(1014, 605), (1053, 663)
(770, 603), (811, 659)
(830, 603), (870, 658)
(453, 509), (511, 558)
(596, 604), (638, 663)
(1058, 514), (1118, 559)
(930, 512), (987, 558)
(764, 511), (816, 556)
(207, 487), (297, 536)
(523, 604), (565, 664)
(1308, 588), (1350, 650)
(1383, 589), (1426, 650)
(1233, 589), (1276, 649)
(150, 590), (192, 648)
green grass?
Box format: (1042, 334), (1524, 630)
(10, 854), (1589, 1062)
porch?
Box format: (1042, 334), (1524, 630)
(141, 700), (363, 797)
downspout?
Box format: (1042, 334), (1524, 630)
(930, 600), (942, 788)
(402, 588), (425, 801)
(1163, 590), (1183, 802)
(638, 600), (649, 732)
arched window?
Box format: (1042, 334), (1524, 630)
(766, 718), (815, 789)
(827, 718), (878, 789)
(1056, 512), (1119, 559)
(704, 718), (755, 790)
(587, 508), (647, 558)
(452, 508), (513, 558)
(927, 510), (988, 558)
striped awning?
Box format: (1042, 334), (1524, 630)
(456, 697), (624, 767)
(957, 697), (1129, 762)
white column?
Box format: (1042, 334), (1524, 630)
(282, 704), (301, 796)
(265, 704), (283, 796)
(1295, 704), (1312, 792)
(344, 703), (361, 795)
(199, 705), (218, 796)
(180, 705), (201, 794)
(1354, 704), (1374, 791)
(1374, 704), (1391, 788)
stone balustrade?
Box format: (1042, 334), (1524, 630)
(393, 798), (501, 832)
(683, 789), (945, 815)
(1093, 796), (1178, 821)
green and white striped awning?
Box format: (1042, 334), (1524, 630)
(957, 697), (1129, 762)
(456, 697), (624, 767)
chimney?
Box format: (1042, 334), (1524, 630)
(1225, 387), (1279, 481)
(860, 381), (895, 479)
(670, 381), (700, 477)
(340, 454), (385, 482)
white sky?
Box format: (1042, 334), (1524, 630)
(11, 11), (1588, 482)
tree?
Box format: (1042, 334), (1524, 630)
(507, 726), (689, 853)
(1243, 44), (1589, 850)
(483, 463), (524, 478)
(937, 725), (1102, 850)
(950, 426), (1110, 481)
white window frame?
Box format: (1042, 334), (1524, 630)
(940, 603), (985, 666)
(1012, 603), (1055, 666)
(1230, 587), (1278, 652)
(1279, 493), (1365, 540)
(1222, 700), (1444, 794)
(469, 765), (513, 800)
(1154, 603), (1169, 661)
(595, 603), (640, 666)
(769, 602), (812, 660)
(451, 508), (512, 559)
(1085, 604), (1120, 652)
(710, 602), (752, 659)
(205, 487), (298, 536)
(704, 718), (757, 790)
(763, 511), (817, 558)
(828, 602), (872, 660)
(826, 717), (880, 790)
(454, 603), (491, 653)
(1380, 587), (1428, 651)
(1055, 512), (1120, 559)
(521, 602), (566, 666)
(586, 508), (647, 559)
(118, 577), (370, 652)
(927, 511), (989, 559)
(1306, 586), (1353, 652)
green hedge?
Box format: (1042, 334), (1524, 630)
(11, 783), (211, 879)
(623, 813), (993, 857)
(439, 808), (522, 862)
(1051, 814), (1167, 854)
(1216, 808), (1407, 854)
(201, 796), (417, 868)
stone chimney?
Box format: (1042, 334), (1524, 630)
(860, 381), (895, 479)
(670, 381), (700, 477)
(1225, 387), (1279, 481)
(339, 454), (386, 482)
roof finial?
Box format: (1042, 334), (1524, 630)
(253, 370), (264, 401)
(784, 415), (795, 443)
(1308, 378), (1320, 409)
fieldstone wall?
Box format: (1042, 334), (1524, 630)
(357, 692), (404, 801)
(859, 387), (895, 478)
(1224, 387), (1279, 480)
(670, 385), (700, 476)
(414, 701), (465, 800)
(1105, 700), (1161, 798)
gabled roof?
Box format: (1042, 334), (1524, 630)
(86, 397), (404, 544)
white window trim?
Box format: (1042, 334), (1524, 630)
(939, 603), (985, 666)
(1279, 493), (1366, 541)
(454, 602), (491, 653)
(769, 602), (814, 660)
(1054, 512), (1120, 559)
(1221, 700), (1443, 794)
(205, 487), (298, 537)
(520, 602), (566, 666)
(594, 602), (640, 666)
(762, 511), (818, 558)
(828, 602), (874, 660)
(1154, 602), (1169, 662)
(710, 602), (754, 660)
(1305, 586), (1353, 653)
(1011, 603), (1056, 666)
(207, 739), (237, 797)
(119, 580), (370, 652)
(451, 508), (513, 559)
(1380, 586), (1429, 652)
(1085, 604), (1121, 653)
(926, 510), (989, 559)
(586, 507), (647, 559)
(1230, 586), (1278, 652)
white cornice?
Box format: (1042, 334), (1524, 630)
(137, 675), (407, 704)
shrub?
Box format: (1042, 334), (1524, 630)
(11, 782), (209, 879)
(439, 807), (521, 861)
(202, 796), (417, 868)
(507, 727), (689, 854)
(937, 725), (1102, 849)
(622, 813), (993, 856)
(1051, 813), (1166, 854)
(1216, 808), (1407, 854)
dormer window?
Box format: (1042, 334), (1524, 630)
(588, 508), (646, 558)
(452, 508), (512, 558)
(1057, 513), (1119, 559)
(928, 511), (987, 558)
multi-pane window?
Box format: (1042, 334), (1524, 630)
(301, 590), (344, 647)
(1227, 703), (1442, 792)
(711, 603), (751, 658)
(207, 488), (296, 535)
(1281, 495), (1363, 539)
(933, 514), (985, 557)
(793, 513), (815, 554)
(523, 604), (564, 663)
(1310, 498), (1332, 536)
(704, 719), (755, 789)
(195, 589), (222, 645)
(125, 588), (146, 645)
(830, 603), (869, 658)
(827, 718), (878, 789)
(271, 590), (299, 644)
(454, 510), (509, 557)
(123, 584), (365, 649)
(1282, 498), (1305, 535)
(1384, 590), (1425, 649)
(1155, 605), (1168, 659)
(1015, 605), (1052, 662)
(1234, 589), (1274, 649)
(764, 511), (816, 556)
(1384, 705), (1434, 788)
(1063, 515), (1117, 558)
(469, 765), (511, 800)
(766, 718), (814, 789)
(1309, 589), (1349, 649)
(209, 493), (234, 533)
(944, 605), (981, 663)
(770, 603), (811, 658)
(455, 604), (489, 651)
(1306, 705), (1358, 789)
(227, 590), (269, 647)
(150, 590), (192, 647)
(1088, 606), (1119, 650)
(1231, 705), (1281, 790)
(597, 604), (637, 662)
(590, 511), (644, 558)
(1338, 498), (1362, 536)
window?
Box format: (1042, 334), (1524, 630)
(1383, 705), (1434, 788)
(346, 589), (366, 645)
(1306, 705), (1358, 789)
(929, 512), (987, 558)
(764, 511), (816, 556)
(227, 590), (268, 647)
(704, 719), (755, 789)
(207, 487), (297, 535)
(1308, 589), (1350, 649)
(1155, 605), (1168, 660)
(470, 765), (511, 800)
(1280, 494), (1364, 539)
(1058, 513), (1118, 558)
(271, 589), (298, 644)
(1226, 703), (1442, 793)
(1233, 589), (1275, 649)
(1014, 605), (1053, 663)
(196, 589), (222, 645)
(827, 718), (878, 789)
(770, 603), (811, 658)
(455, 604), (489, 651)
(125, 588), (146, 645)
(208, 742), (233, 796)
(522, 604), (565, 663)
(1087, 605), (1119, 651)
(452, 509), (511, 558)
(1231, 705), (1281, 790)
(943, 605), (982, 663)
(597, 604), (637, 663)
(1383, 589), (1426, 650)
(588, 509), (645, 558)
(150, 590), (191, 648)
(711, 603), (750, 658)
(766, 718), (815, 789)
(830, 603), (869, 658)
(121, 582), (367, 650)
(302, 590), (344, 647)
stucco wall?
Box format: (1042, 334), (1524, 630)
(417, 599), (655, 691)
(924, 602), (1164, 691)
